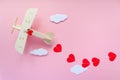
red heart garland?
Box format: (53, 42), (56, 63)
(27, 29), (33, 36)
(67, 54), (75, 63)
(92, 57), (100, 67)
(53, 44), (62, 52)
(82, 58), (90, 68)
(108, 52), (117, 61)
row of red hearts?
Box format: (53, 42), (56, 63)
(27, 30), (116, 68)
(53, 44), (117, 68)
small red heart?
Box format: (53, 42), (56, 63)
(108, 52), (117, 61)
(53, 44), (62, 52)
(92, 57), (100, 67)
(82, 58), (90, 68)
(67, 54), (75, 63)
(27, 29), (33, 36)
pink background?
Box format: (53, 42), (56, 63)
(1, 0), (120, 80)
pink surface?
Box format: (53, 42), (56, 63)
(1, 0), (120, 80)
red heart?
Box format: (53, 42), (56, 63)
(92, 57), (100, 67)
(108, 52), (117, 61)
(67, 54), (75, 63)
(82, 58), (90, 68)
(27, 29), (33, 36)
(53, 44), (62, 52)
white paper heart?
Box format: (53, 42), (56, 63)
(70, 65), (87, 75)
(50, 14), (68, 23)
(30, 48), (48, 56)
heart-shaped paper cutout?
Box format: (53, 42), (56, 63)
(67, 54), (75, 63)
(108, 52), (117, 61)
(82, 58), (90, 68)
(92, 57), (100, 67)
(27, 29), (33, 36)
(53, 44), (62, 52)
